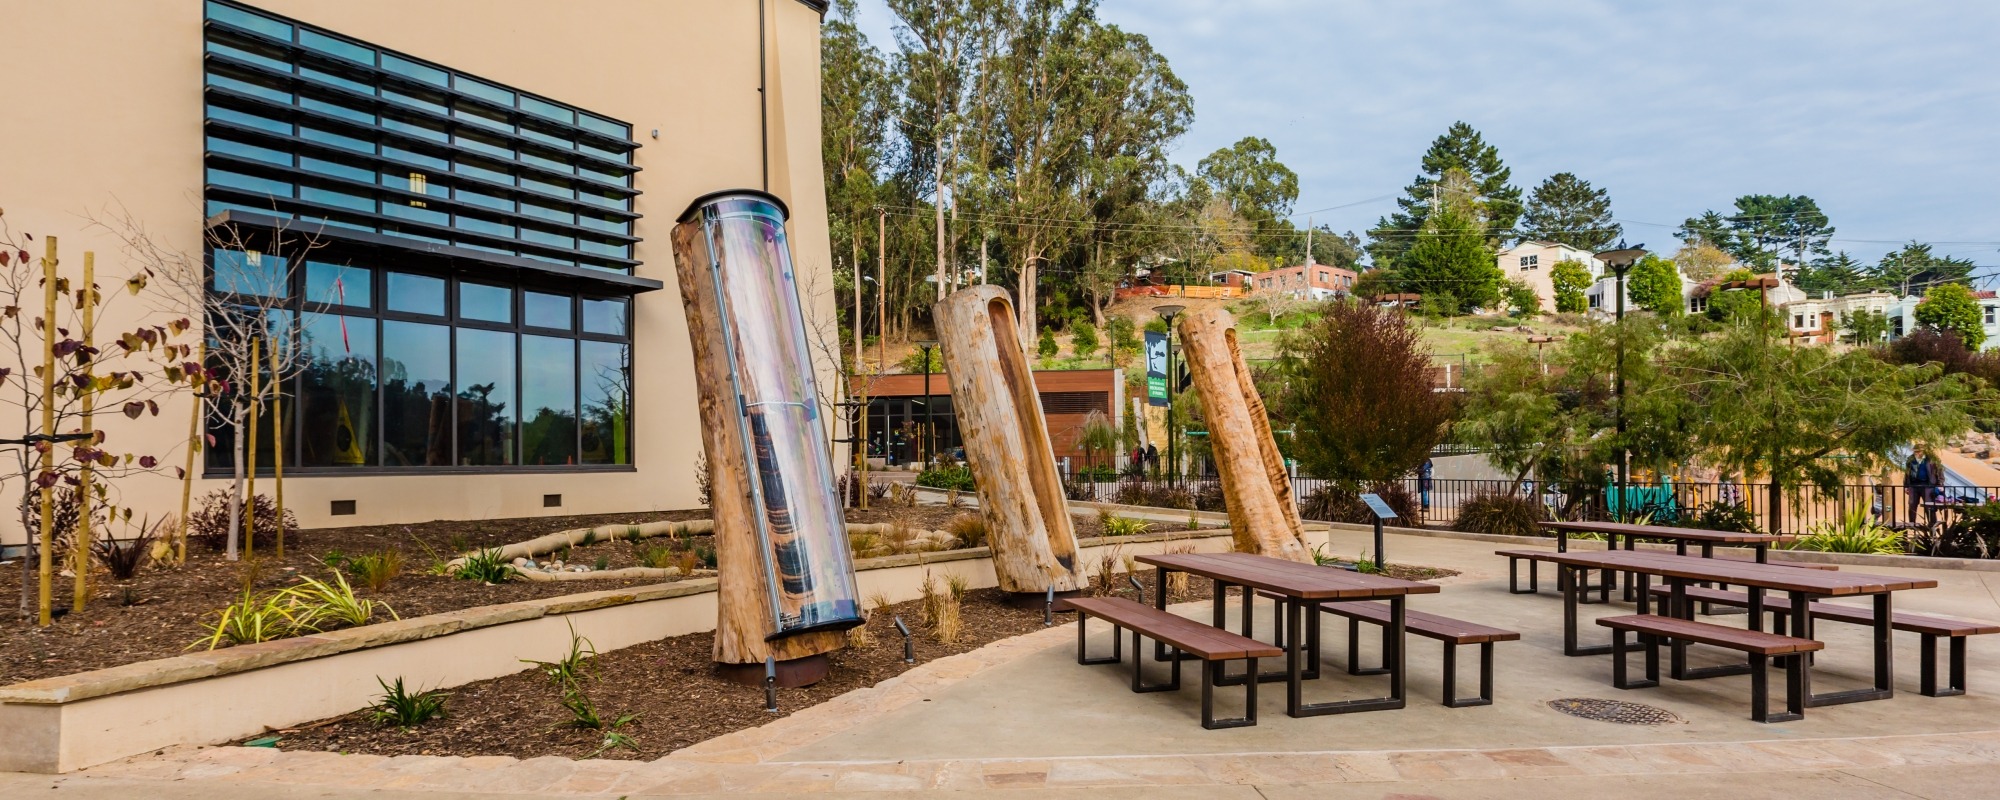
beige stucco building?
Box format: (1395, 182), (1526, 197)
(1496, 240), (1602, 313)
(0, 0), (841, 547)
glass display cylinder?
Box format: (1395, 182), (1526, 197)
(682, 191), (862, 639)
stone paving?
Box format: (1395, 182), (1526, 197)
(41, 529), (2000, 796)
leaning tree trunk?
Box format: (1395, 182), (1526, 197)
(934, 286), (1085, 595)
(672, 210), (847, 670)
(1177, 308), (1311, 561)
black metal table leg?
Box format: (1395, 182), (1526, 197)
(1805, 591), (1897, 706)
(1287, 596), (1405, 717)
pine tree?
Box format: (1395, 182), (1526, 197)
(1398, 197), (1500, 313)
(1876, 241), (1976, 297)
(1367, 122), (1521, 268)
(1519, 173), (1619, 251)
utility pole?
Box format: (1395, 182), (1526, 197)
(877, 207), (887, 372)
(1305, 215), (1314, 266)
(979, 232), (989, 285)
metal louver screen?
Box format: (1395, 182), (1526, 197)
(1040, 391), (1108, 416)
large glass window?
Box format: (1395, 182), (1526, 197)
(455, 328), (517, 466)
(205, 256), (632, 474)
(381, 320), (452, 467)
(201, 0), (640, 273)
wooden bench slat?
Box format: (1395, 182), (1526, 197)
(1596, 614), (1824, 655)
(1319, 601), (1521, 644)
(1642, 585), (2000, 637)
(1058, 597), (1283, 660)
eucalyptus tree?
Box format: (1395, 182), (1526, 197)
(888, 0), (995, 301)
(1071, 22), (1190, 325)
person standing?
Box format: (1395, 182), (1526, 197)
(1144, 442), (1159, 477)
(1927, 451), (1948, 504)
(1904, 452), (1927, 522)
(1418, 458), (1435, 512)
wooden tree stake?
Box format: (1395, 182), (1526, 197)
(73, 252), (94, 612)
(269, 334), (284, 559)
(243, 336), (259, 561)
(1178, 307), (1310, 561)
(177, 343), (204, 564)
(36, 237), (58, 626)
(933, 286), (1085, 593)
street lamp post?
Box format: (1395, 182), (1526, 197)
(1155, 305), (1184, 481)
(916, 339), (938, 468)
(1594, 242), (1647, 521)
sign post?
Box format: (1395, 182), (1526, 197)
(1144, 331), (1168, 406)
(1359, 492), (1398, 571)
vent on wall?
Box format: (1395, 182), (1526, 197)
(330, 500), (357, 516)
(544, 494), (562, 508)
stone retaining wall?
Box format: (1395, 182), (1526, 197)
(0, 529), (1241, 774)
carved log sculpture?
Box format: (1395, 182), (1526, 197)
(933, 286), (1086, 596)
(673, 190), (861, 682)
(1177, 307), (1312, 561)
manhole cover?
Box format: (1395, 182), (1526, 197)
(1546, 697), (1682, 725)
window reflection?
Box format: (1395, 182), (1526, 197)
(456, 328), (516, 466)
(579, 340), (630, 465)
(299, 313), (377, 467)
(521, 335), (577, 465)
(381, 321), (451, 466)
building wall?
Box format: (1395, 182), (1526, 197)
(0, 0), (836, 543)
(1497, 242), (1601, 312)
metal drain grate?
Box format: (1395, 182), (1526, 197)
(1546, 697), (1682, 725)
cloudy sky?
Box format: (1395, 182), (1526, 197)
(846, 0), (2000, 271)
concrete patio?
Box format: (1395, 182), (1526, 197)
(17, 527), (2000, 797)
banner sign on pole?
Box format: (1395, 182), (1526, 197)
(1144, 331), (1169, 406)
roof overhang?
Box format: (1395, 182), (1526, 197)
(204, 210), (664, 294)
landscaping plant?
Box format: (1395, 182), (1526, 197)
(369, 676), (447, 729)
(454, 548), (515, 583)
(288, 570), (396, 628)
(1452, 491), (1545, 538)
(90, 518), (162, 581)
(1100, 514), (1152, 537)
(915, 464), (975, 491)
(193, 589), (313, 650)
(1790, 509), (1905, 555)
(944, 513), (987, 549)
(345, 550), (404, 592)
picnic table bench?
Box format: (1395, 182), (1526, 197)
(1498, 547), (1937, 717)
(1319, 601), (1519, 707)
(1645, 584), (2000, 696)
(1139, 552), (1438, 717)
(1537, 521), (1796, 603)
(1597, 614), (1821, 722)
(1060, 596), (1280, 729)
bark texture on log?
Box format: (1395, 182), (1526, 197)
(1178, 308), (1311, 562)
(932, 286), (1086, 593)
(672, 222), (844, 665)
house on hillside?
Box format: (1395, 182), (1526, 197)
(1207, 269), (1256, 289)
(1884, 290), (2000, 348)
(1497, 241), (1602, 312)
(1252, 262), (1356, 301)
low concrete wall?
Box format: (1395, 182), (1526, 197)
(0, 529), (1237, 774)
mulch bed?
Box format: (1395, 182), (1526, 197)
(0, 504), (1024, 685)
(269, 569), (1215, 760)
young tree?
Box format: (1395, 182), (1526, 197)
(1671, 323), (1989, 528)
(1916, 282), (1985, 350)
(2, 215), (199, 623)
(1627, 254), (1683, 316)
(1368, 122), (1521, 267)
(1671, 240), (1736, 282)
(1501, 278), (1540, 317)
(1274, 302), (1453, 485)
(1842, 309), (1891, 345)
(1397, 180), (1500, 313)
(1550, 259), (1592, 314)
(1069, 320), (1099, 360)
(1036, 327), (1058, 360)
(1518, 172), (1619, 251)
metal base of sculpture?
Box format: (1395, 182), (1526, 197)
(714, 653), (832, 688)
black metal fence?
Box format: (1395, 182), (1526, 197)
(1067, 473), (1997, 536)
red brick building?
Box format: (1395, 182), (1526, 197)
(860, 369), (1125, 469)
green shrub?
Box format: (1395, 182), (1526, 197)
(916, 465), (976, 491)
(1686, 501), (1761, 534)
(1112, 479), (1193, 510)
(1300, 483), (1420, 524)
(1790, 509), (1904, 555)
(370, 676), (447, 728)
(636, 545), (678, 569)
(454, 549), (516, 583)
(1452, 492), (1545, 538)
(192, 590), (314, 650)
(1099, 514), (1153, 537)
(345, 550), (403, 592)
(287, 571), (396, 628)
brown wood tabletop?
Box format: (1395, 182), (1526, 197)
(1540, 520), (1794, 544)
(1504, 549), (1935, 595)
(1138, 551), (1441, 600)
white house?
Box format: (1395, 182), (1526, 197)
(1885, 290), (2000, 349)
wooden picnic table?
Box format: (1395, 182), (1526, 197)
(1137, 552), (1438, 717)
(1542, 521), (1798, 605)
(1511, 547), (1936, 707)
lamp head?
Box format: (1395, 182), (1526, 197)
(1155, 304), (1185, 322)
(1594, 239), (1648, 272)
